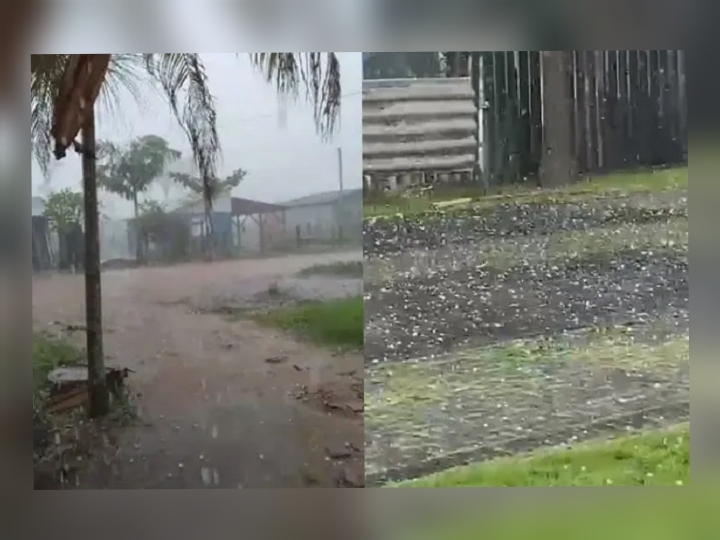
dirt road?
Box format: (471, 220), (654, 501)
(33, 250), (363, 488)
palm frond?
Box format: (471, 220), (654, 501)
(31, 54), (146, 179)
(249, 53), (341, 139)
(50, 54), (111, 157)
(31, 54), (68, 178)
(144, 54), (221, 208)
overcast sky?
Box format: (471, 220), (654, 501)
(33, 47), (361, 217)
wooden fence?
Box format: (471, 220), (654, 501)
(480, 50), (687, 186)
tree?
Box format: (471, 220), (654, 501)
(43, 188), (83, 233)
(31, 53), (341, 418)
(363, 53), (442, 80)
(405, 53), (443, 78)
(170, 168), (247, 260)
(538, 51), (578, 188)
(170, 167), (246, 197)
(363, 53), (411, 79)
(442, 52), (471, 77)
(96, 134), (181, 262)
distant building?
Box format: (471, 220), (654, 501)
(31, 196), (45, 217)
(31, 197), (52, 271)
(281, 188), (362, 242)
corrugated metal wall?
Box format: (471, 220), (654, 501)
(362, 77), (481, 191)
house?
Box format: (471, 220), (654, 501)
(32, 197), (53, 271)
(149, 189), (287, 257)
(281, 188), (363, 243)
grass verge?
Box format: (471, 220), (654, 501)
(252, 296), (363, 349)
(366, 217), (688, 285)
(33, 333), (85, 395)
(33, 332), (137, 424)
(296, 260), (363, 278)
(393, 487), (700, 540)
(364, 167), (688, 218)
(393, 423), (689, 487)
(367, 331), (689, 418)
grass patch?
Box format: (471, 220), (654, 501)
(252, 296), (363, 349)
(366, 217), (688, 285)
(365, 330), (690, 442)
(296, 260), (363, 278)
(366, 331), (688, 427)
(364, 167), (688, 218)
(33, 333), (85, 395)
(393, 486), (700, 540)
(392, 423), (689, 487)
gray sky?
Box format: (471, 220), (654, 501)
(32, 51), (362, 218)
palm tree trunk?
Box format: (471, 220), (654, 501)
(539, 51), (578, 188)
(132, 192), (143, 263)
(203, 199), (214, 261)
(81, 103), (109, 418)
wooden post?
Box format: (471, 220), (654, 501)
(258, 214), (265, 254)
(81, 103), (109, 418)
(235, 214), (241, 251)
(539, 51), (578, 188)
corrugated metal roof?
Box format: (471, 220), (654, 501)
(362, 77), (480, 175)
(282, 188), (362, 207)
(231, 197), (286, 215)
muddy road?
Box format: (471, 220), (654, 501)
(33, 250), (364, 488)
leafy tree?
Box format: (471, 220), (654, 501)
(31, 53), (341, 419)
(363, 53), (412, 79)
(43, 188), (83, 233)
(96, 134), (181, 262)
(405, 53), (443, 78)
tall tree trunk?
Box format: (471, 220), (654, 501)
(82, 103), (109, 418)
(539, 51), (578, 187)
(203, 199), (214, 261)
(132, 192), (143, 263)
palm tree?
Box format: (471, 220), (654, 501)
(31, 53), (341, 417)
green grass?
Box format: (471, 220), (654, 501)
(33, 333), (85, 394)
(394, 488), (702, 540)
(252, 296), (363, 349)
(364, 167), (688, 218)
(296, 260), (363, 278)
(393, 423), (689, 488)
(367, 332), (689, 418)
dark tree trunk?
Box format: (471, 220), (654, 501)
(81, 103), (109, 418)
(203, 199), (214, 261)
(132, 192), (143, 263)
(539, 51), (578, 188)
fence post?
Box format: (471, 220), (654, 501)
(539, 51), (578, 187)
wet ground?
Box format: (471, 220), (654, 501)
(33, 250), (364, 489)
(363, 189), (689, 485)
